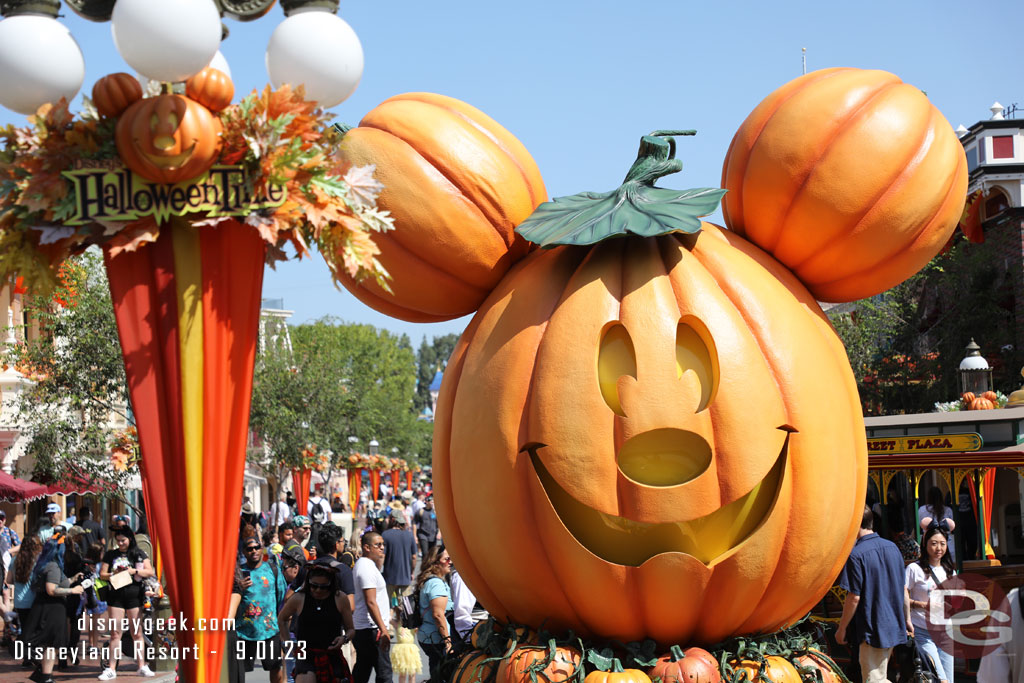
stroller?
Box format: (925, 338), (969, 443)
(890, 637), (943, 683)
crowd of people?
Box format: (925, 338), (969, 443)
(229, 484), (481, 683)
(0, 503), (160, 682)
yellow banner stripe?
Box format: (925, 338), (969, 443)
(171, 219), (207, 683)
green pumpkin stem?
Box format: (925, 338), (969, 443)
(331, 122), (353, 137)
(514, 129), (726, 248)
(669, 645), (686, 662)
(611, 659), (625, 673)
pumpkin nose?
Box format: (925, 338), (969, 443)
(616, 428), (711, 487)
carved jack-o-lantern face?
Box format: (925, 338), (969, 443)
(433, 224), (866, 646)
(524, 315), (791, 568)
(114, 94), (223, 184)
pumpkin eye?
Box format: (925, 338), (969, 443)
(676, 318), (718, 412)
(598, 323), (636, 417)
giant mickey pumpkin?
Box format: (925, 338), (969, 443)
(432, 133), (867, 645)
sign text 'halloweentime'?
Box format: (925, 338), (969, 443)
(61, 165), (286, 225)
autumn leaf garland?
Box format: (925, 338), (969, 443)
(0, 84), (394, 295)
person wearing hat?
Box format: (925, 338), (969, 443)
(36, 503), (62, 543)
(288, 516), (312, 561)
(380, 510), (417, 631)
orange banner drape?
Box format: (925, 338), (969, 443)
(405, 470), (413, 492)
(369, 469), (380, 502)
(390, 470), (400, 493)
(105, 218), (265, 683)
(348, 468), (362, 513)
(293, 468), (312, 517)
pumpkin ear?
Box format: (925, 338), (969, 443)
(186, 67), (234, 112)
(330, 92), (547, 323)
(721, 67), (967, 303)
(92, 72), (143, 119)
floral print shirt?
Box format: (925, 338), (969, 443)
(237, 560), (286, 641)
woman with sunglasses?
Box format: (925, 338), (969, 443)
(277, 562), (355, 683)
(906, 524), (957, 683)
(415, 545), (454, 682)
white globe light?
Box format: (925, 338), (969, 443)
(266, 11), (363, 108)
(111, 0), (221, 82)
(0, 15), (85, 115)
(208, 50), (232, 81)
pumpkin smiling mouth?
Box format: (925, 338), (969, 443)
(521, 429), (791, 567)
(135, 139), (197, 169)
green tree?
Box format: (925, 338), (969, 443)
(414, 333), (459, 414)
(3, 249), (140, 504)
(249, 317), (424, 496)
(829, 241), (1021, 416)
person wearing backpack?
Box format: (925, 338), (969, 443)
(416, 546), (454, 682)
(381, 511), (417, 632)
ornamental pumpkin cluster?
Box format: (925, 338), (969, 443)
(341, 68), (966, 647)
(93, 68), (233, 184)
(456, 618), (847, 683)
(962, 391), (999, 410)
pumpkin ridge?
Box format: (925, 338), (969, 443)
(334, 270), (465, 323)
(680, 229), (796, 626)
(356, 121), (514, 249)
(710, 226), (868, 619)
(522, 245), (614, 634)
(786, 96), (938, 274)
(723, 67), (849, 234)
(434, 307), (516, 620)
(803, 140), (966, 296)
(400, 93), (547, 211)
(343, 217), (497, 298)
(361, 112), (528, 249)
(758, 79), (904, 254)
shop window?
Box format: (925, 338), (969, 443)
(966, 146), (979, 172)
(992, 135), (1015, 159)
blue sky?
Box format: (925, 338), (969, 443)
(1, 0), (1018, 346)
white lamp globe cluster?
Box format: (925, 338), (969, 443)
(0, 13), (85, 115)
(0, 0), (364, 116)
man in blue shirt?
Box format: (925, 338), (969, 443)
(837, 506), (913, 683)
(237, 538), (287, 683)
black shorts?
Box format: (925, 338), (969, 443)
(240, 636), (283, 672)
(106, 584), (143, 611)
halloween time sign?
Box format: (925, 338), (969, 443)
(62, 162), (286, 226)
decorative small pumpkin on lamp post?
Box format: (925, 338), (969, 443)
(96, 69), (233, 185)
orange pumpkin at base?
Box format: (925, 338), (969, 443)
(434, 133), (866, 646)
(453, 651), (498, 683)
(721, 67), (967, 303)
(731, 656), (802, 683)
(114, 93), (223, 184)
(793, 650), (841, 683)
(334, 92), (546, 322)
(649, 646), (721, 683)
(496, 644), (581, 683)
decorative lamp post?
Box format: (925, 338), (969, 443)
(0, 4), (386, 683)
(368, 438), (380, 501)
(959, 339), (994, 395)
(368, 438), (379, 456)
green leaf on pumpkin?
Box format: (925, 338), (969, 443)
(516, 184), (726, 248)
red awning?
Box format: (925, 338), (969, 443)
(43, 471), (116, 496)
(0, 471), (48, 502)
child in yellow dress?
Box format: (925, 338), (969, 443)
(390, 626), (423, 683)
